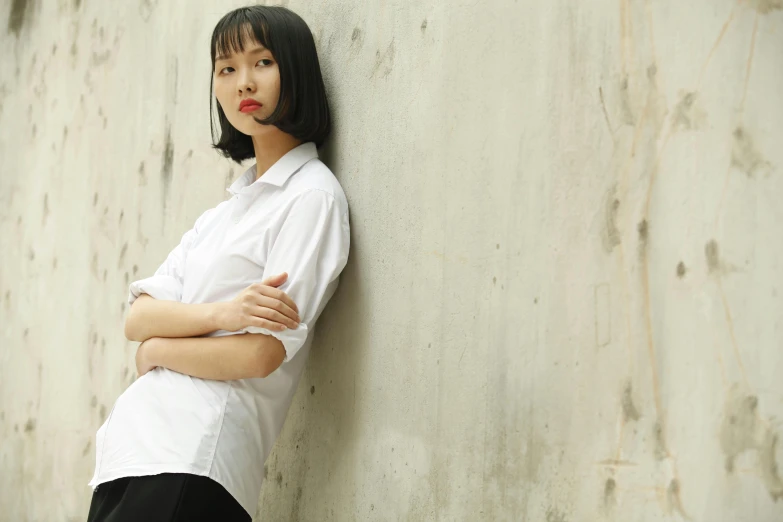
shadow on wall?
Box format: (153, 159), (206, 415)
(256, 137), (369, 520)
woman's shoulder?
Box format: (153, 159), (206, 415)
(288, 158), (348, 213)
(192, 197), (232, 232)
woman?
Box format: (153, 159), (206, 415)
(86, 6), (350, 521)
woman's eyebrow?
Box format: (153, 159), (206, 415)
(215, 46), (269, 62)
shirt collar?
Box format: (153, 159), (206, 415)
(227, 141), (318, 195)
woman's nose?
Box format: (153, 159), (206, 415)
(237, 71), (256, 94)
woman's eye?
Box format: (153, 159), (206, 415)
(217, 59), (271, 74)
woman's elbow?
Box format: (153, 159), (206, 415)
(252, 350), (274, 378)
(124, 296), (152, 342)
(124, 318), (143, 342)
(124, 308), (146, 342)
(251, 336), (286, 378)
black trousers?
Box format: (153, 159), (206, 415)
(86, 473), (251, 522)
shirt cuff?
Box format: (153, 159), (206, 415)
(242, 323), (309, 363)
(128, 275), (183, 305)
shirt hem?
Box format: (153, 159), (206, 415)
(89, 464), (254, 517)
(88, 463), (206, 489)
(208, 468), (261, 518)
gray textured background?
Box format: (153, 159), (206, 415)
(1, 0), (782, 520)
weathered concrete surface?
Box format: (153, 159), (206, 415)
(1, 0), (782, 520)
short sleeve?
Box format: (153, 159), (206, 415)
(242, 189), (350, 362)
(128, 208), (214, 305)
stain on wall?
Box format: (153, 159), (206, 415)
(621, 382), (641, 422)
(705, 239), (721, 273)
(161, 124), (174, 208)
(672, 91), (706, 131)
(758, 431), (783, 501)
(139, 0), (159, 22)
(666, 479), (688, 517)
(546, 507), (568, 522)
(370, 39), (395, 80)
(748, 0), (783, 14)
(653, 421), (668, 461)
(720, 387), (783, 500)
(603, 477), (616, 512)
(7, 0), (31, 36)
(731, 127), (771, 178)
(602, 185), (621, 253)
(637, 219), (649, 258)
(676, 261), (687, 278)
(618, 76), (636, 125)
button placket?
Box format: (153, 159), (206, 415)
(232, 197), (244, 224)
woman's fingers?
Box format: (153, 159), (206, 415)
(253, 284), (299, 315)
(249, 316), (288, 331)
(253, 292), (300, 323)
(260, 272), (287, 287)
(252, 304), (299, 329)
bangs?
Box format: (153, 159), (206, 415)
(211, 11), (271, 64)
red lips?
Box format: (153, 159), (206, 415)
(239, 98), (262, 112)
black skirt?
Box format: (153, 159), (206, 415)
(86, 473), (251, 522)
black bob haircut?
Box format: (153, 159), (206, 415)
(209, 6), (331, 164)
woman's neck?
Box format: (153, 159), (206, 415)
(251, 131), (303, 180)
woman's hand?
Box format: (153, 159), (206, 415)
(136, 337), (160, 377)
(216, 272), (301, 333)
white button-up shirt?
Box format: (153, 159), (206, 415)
(88, 142), (350, 516)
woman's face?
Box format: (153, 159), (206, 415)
(213, 33), (281, 136)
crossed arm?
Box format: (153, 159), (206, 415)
(133, 330), (285, 381)
(126, 189), (348, 383)
(127, 277), (299, 381)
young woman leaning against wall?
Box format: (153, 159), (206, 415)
(86, 6), (350, 521)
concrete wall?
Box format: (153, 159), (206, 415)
(1, 0), (782, 520)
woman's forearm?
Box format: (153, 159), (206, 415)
(125, 294), (223, 342)
(138, 333), (286, 381)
